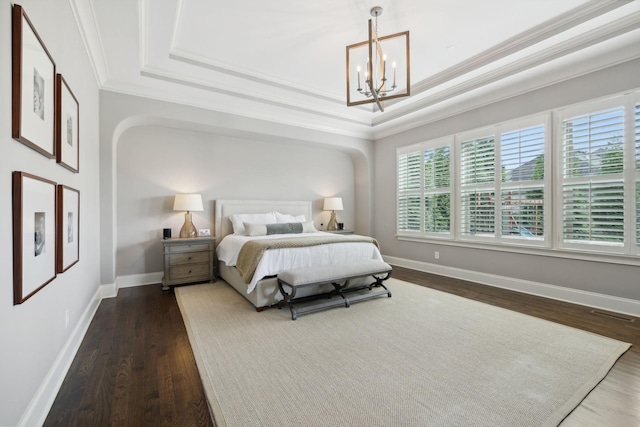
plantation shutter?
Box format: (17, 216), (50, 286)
(500, 125), (545, 238)
(460, 136), (495, 237)
(561, 106), (625, 245)
(423, 147), (451, 233)
(398, 151), (422, 231)
(634, 103), (640, 250)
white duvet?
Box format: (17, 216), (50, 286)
(216, 232), (384, 293)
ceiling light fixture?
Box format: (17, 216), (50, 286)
(346, 6), (410, 112)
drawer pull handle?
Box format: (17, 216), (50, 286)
(188, 256), (192, 260)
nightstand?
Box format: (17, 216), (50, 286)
(161, 237), (216, 291)
(325, 230), (354, 235)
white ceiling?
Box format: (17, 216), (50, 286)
(71, 0), (640, 138)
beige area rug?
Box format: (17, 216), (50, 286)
(176, 279), (630, 427)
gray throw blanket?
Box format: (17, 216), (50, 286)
(236, 235), (379, 284)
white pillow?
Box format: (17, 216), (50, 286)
(301, 221), (317, 233)
(274, 211), (306, 223)
(230, 212), (277, 235)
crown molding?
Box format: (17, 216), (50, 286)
(410, 0), (629, 97)
(102, 73), (376, 140)
(68, 0), (110, 86)
(373, 11), (640, 132)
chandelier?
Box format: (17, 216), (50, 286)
(346, 6), (410, 112)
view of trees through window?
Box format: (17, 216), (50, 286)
(397, 92), (640, 257)
(562, 107), (625, 244)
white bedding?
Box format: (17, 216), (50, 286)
(216, 232), (384, 294)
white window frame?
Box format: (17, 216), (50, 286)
(455, 115), (550, 247)
(397, 137), (454, 239)
(496, 115), (551, 248)
(555, 95), (632, 255)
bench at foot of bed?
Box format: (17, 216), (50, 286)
(277, 260), (392, 320)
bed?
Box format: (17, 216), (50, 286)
(214, 199), (384, 310)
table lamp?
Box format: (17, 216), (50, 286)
(173, 193), (203, 238)
(323, 197), (343, 231)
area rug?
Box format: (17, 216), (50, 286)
(175, 279), (630, 427)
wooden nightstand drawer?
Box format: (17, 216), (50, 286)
(167, 243), (212, 253)
(168, 251), (209, 266)
(168, 263), (210, 281)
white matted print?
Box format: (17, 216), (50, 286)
(12, 5), (56, 158)
(13, 172), (57, 304)
(57, 185), (80, 272)
(56, 74), (80, 172)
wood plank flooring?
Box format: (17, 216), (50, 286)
(44, 285), (213, 427)
(45, 267), (639, 426)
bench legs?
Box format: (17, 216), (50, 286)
(278, 280), (351, 320)
(277, 271), (392, 320)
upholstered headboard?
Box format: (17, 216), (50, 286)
(214, 200), (313, 241)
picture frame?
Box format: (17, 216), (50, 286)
(198, 228), (211, 237)
(13, 171), (57, 305)
(12, 4), (57, 159)
(56, 74), (80, 172)
(57, 185), (80, 273)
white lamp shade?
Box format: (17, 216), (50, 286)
(173, 193), (204, 212)
(323, 197), (343, 211)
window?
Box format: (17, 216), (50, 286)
(423, 146), (451, 233)
(500, 124), (546, 242)
(397, 138), (452, 237)
(558, 98), (629, 253)
(635, 101), (640, 249)
(459, 134), (496, 238)
(457, 119), (548, 245)
(397, 150), (421, 232)
(396, 90), (640, 260)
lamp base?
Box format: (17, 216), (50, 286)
(179, 212), (198, 238)
(326, 211), (338, 231)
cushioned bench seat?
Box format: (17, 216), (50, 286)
(277, 260), (392, 320)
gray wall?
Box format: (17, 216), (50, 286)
(100, 91), (374, 284)
(0, 0), (102, 424)
(116, 125), (356, 277)
(374, 58), (640, 302)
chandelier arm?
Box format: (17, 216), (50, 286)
(369, 80), (384, 112)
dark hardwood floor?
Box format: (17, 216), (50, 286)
(44, 285), (213, 427)
(45, 267), (639, 426)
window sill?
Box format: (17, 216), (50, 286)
(396, 234), (640, 267)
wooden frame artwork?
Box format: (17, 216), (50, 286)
(13, 172), (57, 305)
(12, 4), (57, 158)
(56, 74), (80, 172)
(57, 185), (80, 273)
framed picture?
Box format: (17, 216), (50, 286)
(57, 185), (80, 273)
(56, 74), (80, 172)
(13, 172), (57, 305)
(12, 4), (56, 159)
(198, 228), (211, 237)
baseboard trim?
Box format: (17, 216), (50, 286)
(384, 255), (640, 318)
(19, 287), (103, 427)
(117, 272), (163, 289)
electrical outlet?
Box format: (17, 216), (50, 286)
(65, 309), (70, 329)
(434, 251), (440, 260)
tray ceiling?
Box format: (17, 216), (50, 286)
(71, 0), (640, 138)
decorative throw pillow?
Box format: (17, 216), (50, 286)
(244, 221), (317, 236)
